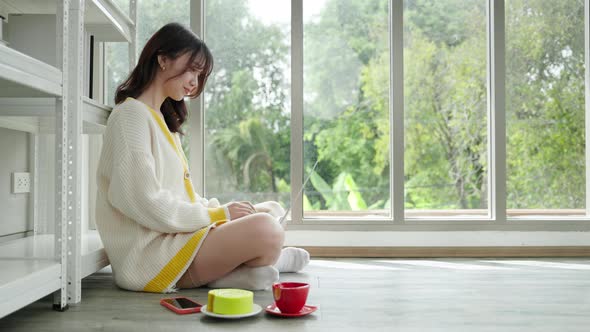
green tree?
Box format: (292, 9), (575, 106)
(506, 0), (585, 208)
(404, 0), (488, 209)
(211, 118), (278, 195)
(304, 0), (390, 210)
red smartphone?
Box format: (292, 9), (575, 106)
(160, 296), (202, 314)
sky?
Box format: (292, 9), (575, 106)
(247, 0), (327, 25)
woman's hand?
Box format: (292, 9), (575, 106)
(226, 201), (256, 220)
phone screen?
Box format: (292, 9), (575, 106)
(164, 298), (201, 309)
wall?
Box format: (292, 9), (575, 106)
(0, 128), (29, 241)
(6, 14), (56, 65)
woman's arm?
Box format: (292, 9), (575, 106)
(107, 149), (227, 233)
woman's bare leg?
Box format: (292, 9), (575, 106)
(176, 212), (284, 288)
(252, 201), (310, 272)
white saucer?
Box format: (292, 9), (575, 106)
(200, 304), (262, 319)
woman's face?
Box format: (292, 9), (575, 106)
(159, 52), (201, 101)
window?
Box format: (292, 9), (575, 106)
(102, 0), (590, 227)
(505, 0), (585, 216)
(137, 1), (190, 48)
(204, 0), (291, 206)
(105, 43), (129, 106)
(303, 0), (391, 219)
(404, 0), (488, 218)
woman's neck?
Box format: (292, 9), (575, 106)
(136, 81), (166, 117)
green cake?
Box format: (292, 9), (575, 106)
(207, 289), (253, 315)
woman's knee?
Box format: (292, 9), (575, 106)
(246, 213), (284, 251)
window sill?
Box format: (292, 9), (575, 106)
(302, 209), (585, 219)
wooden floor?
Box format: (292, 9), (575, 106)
(2, 258), (590, 331)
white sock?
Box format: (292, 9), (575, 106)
(273, 247), (310, 273)
(207, 265), (279, 291)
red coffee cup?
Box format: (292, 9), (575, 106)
(272, 282), (310, 314)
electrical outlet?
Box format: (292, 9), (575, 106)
(12, 172), (30, 194)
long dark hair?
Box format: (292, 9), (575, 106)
(115, 22), (214, 133)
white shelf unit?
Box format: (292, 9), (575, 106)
(0, 232), (107, 279)
(0, 260), (62, 318)
(0, 0), (136, 317)
(0, 0), (69, 318)
(0, 0), (132, 42)
(0, 44), (62, 97)
(0, 97), (111, 133)
(83, 96), (111, 133)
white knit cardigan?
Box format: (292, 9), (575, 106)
(95, 97), (229, 293)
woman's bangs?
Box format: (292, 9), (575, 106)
(188, 48), (213, 76)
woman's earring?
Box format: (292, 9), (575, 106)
(162, 66), (166, 71)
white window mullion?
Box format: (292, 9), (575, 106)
(391, 0), (404, 223)
(291, 0), (304, 224)
(488, 0), (507, 222)
(189, 0), (206, 197)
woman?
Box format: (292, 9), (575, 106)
(95, 22), (309, 293)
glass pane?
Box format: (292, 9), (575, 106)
(303, 0), (391, 219)
(204, 0), (291, 206)
(105, 43), (129, 107)
(506, 0), (585, 216)
(403, 0), (488, 218)
(137, 0), (189, 52)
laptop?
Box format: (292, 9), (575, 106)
(278, 160), (319, 226)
